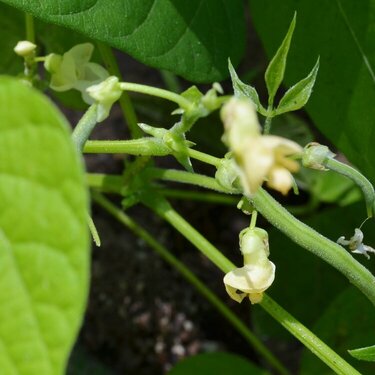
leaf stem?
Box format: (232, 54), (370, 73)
(96, 43), (141, 138)
(143, 195), (361, 375)
(92, 192), (289, 375)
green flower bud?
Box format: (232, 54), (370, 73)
(86, 76), (123, 122)
(302, 142), (335, 170)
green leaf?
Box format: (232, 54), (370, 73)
(167, 352), (270, 375)
(264, 12), (296, 105)
(228, 59), (264, 113)
(0, 77), (89, 374)
(300, 287), (375, 374)
(349, 345), (375, 362)
(2, 0), (246, 83)
(275, 57), (320, 115)
(249, 0), (375, 184)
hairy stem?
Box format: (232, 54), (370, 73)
(93, 192), (289, 375)
(325, 157), (375, 217)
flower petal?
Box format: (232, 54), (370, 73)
(267, 167), (294, 195)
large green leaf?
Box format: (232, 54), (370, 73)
(167, 352), (270, 375)
(248, 0), (375, 183)
(1, 0), (246, 82)
(300, 287), (375, 374)
(0, 76), (89, 374)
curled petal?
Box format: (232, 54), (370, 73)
(223, 262), (275, 303)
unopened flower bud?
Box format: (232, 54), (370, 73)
(87, 76), (122, 122)
(302, 142), (335, 170)
(14, 41), (36, 57)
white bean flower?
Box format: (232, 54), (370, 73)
(224, 227), (275, 304)
(337, 228), (375, 260)
(221, 97), (302, 195)
(44, 43), (109, 103)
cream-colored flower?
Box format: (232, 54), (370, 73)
(224, 227), (275, 304)
(221, 98), (302, 195)
(239, 136), (302, 195)
(86, 76), (123, 122)
(44, 43), (109, 102)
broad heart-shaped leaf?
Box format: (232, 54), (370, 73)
(349, 345), (375, 362)
(275, 57), (319, 115)
(264, 12), (296, 104)
(167, 352), (270, 375)
(300, 287), (375, 374)
(1, 0), (246, 83)
(249, 0), (375, 184)
(0, 77), (89, 374)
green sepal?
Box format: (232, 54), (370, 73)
(275, 57), (320, 115)
(348, 345), (375, 362)
(264, 12), (296, 105)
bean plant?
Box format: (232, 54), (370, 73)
(0, 1), (374, 375)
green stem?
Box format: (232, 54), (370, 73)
(144, 167), (375, 307)
(260, 294), (361, 375)
(143, 196), (360, 375)
(188, 149), (221, 167)
(251, 188), (375, 307)
(96, 43), (141, 138)
(160, 189), (238, 205)
(93, 192), (289, 375)
(72, 104), (98, 152)
(84, 139), (221, 167)
(25, 13), (35, 43)
(143, 168), (232, 194)
(84, 138), (170, 156)
(325, 157), (375, 217)
(119, 82), (191, 109)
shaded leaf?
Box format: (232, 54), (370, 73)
(264, 12), (296, 104)
(275, 57), (320, 115)
(0, 76), (89, 374)
(2, 0), (246, 82)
